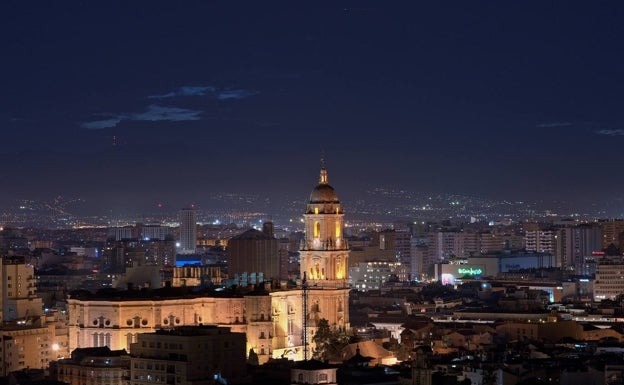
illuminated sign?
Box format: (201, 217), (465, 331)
(441, 273), (455, 285)
(458, 267), (483, 276)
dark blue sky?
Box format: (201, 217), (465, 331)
(2, 1), (624, 215)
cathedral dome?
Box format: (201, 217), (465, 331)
(309, 183), (340, 204)
(308, 166), (340, 204)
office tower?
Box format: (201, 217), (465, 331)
(179, 208), (197, 254)
(555, 224), (602, 270)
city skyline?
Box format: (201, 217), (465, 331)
(2, 2), (624, 216)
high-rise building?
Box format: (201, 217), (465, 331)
(109, 226), (136, 241)
(555, 223), (602, 270)
(179, 208), (197, 254)
(427, 231), (466, 262)
(410, 243), (429, 280)
(377, 230), (412, 264)
(599, 219), (624, 249)
(524, 223), (555, 254)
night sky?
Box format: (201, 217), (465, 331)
(2, 2), (624, 215)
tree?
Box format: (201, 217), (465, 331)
(247, 348), (259, 366)
(312, 318), (350, 362)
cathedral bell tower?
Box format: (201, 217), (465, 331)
(271, 162), (350, 361)
(300, 165), (349, 288)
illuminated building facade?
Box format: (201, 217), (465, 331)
(3, 256), (41, 322)
(298, 166), (350, 328)
(434, 253), (554, 285)
(66, 164), (351, 363)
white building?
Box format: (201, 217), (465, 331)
(594, 258), (624, 301)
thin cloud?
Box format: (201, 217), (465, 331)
(82, 118), (123, 129)
(596, 129), (624, 136)
(148, 85), (259, 101)
(81, 105), (202, 129)
(132, 105), (202, 121)
(148, 86), (216, 99)
(217, 89), (259, 100)
(536, 122), (573, 128)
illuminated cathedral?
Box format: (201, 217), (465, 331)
(67, 164), (350, 363)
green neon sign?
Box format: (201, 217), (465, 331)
(458, 267), (483, 275)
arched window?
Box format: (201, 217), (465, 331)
(335, 221), (341, 238)
(314, 221), (320, 238)
(336, 257), (344, 279)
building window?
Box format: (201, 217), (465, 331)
(288, 318), (294, 335)
(314, 222), (320, 238)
